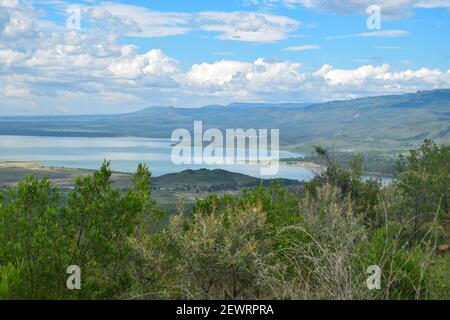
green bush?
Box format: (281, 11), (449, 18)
(358, 227), (435, 300)
(0, 140), (448, 300)
(0, 262), (23, 299)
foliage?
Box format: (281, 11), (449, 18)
(0, 262), (23, 299)
(0, 161), (155, 299)
(305, 150), (382, 227)
(396, 140), (450, 241)
(0, 140), (448, 300)
(167, 205), (272, 299)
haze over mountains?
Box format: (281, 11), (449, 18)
(0, 89), (449, 155)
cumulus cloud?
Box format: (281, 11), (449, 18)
(0, 0), (38, 44)
(312, 64), (450, 99)
(1, 0), (449, 114)
(198, 11), (300, 42)
(185, 60), (251, 87)
(181, 59), (450, 102)
(0, 48), (27, 66)
(0, 0), (20, 8)
(60, 3), (301, 43)
(183, 58), (305, 95)
(90, 3), (192, 38)
(108, 48), (179, 80)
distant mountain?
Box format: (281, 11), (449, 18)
(0, 89), (448, 154)
(225, 102), (313, 109)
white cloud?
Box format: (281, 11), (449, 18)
(0, 0), (19, 8)
(92, 4), (192, 38)
(2, 11), (36, 39)
(248, 0), (450, 18)
(72, 4), (301, 43)
(246, 58), (305, 92)
(198, 11), (300, 42)
(327, 30), (409, 40)
(0, 0), (38, 42)
(0, 48), (27, 66)
(312, 64), (450, 99)
(0, 0), (449, 114)
(285, 0), (417, 16)
(108, 48), (179, 80)
(185, 60), (251, 87)
(415, 0), (450, 8)
(284, 44), (320, 51)
(2, 84), (31, 97)
(182, 58), (305, 97)
(181, 58), (450, 102)
(315, 64), (391, 86)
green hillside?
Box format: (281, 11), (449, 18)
(152, 168), (300, 191)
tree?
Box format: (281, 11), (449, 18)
(0, 161), (156, 299)
(396, 140), (450, 241)
(62, 161), (155, 299)
(305, 149), (381, 226)
(0, 176), (70, 298)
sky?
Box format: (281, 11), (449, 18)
(0, 0), (449, 115)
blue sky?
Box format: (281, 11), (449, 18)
(1, 0), (450, 114)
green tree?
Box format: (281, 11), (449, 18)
(0, 176), (70, 299)
(62, 161), (155, 299)
(305, 149), (381, 226)
(0, 161), (156, 299)
(396, 140), (450, 241)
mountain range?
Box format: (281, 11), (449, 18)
(0, 89), (449, 155)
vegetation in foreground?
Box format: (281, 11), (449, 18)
(0, 140), (448, 300)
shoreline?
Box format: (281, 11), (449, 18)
(0, 158), (319, 179)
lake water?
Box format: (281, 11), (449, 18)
(0, 135), (316, 181)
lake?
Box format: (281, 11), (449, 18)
(0, 135), (316, 181)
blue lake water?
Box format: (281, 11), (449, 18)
(0, 135), (316, 181)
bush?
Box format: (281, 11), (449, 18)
(358, 227), (435, 300)
(163, 204), (273, 299)
(0, 262), (23, 299)
(0, 140), (448, 300)
(0, 161), (155, 299)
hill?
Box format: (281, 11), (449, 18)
(0, 89), (448, 155)
(152, 168), (300, 192)
(0, 163), (301, 212)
